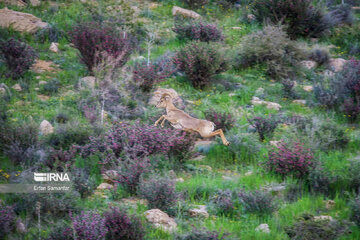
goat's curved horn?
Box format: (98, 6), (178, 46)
(161, 93), (172, 100)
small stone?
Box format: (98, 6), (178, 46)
(263, 183), (286, 196)
(323, 69), (335, 78)
(255, 87), (265, 97)
(255, 224), (270, 234)
(303, 85), (313, 92)
(39, 80), (47, 85)
(37, 94), (50, 101)
(121, 197), (148, 206)
(247, 14), (256, 21)
(244, 170), (253, 176)
(190, 155), (205, 161)
(149, 2), (159, 9)
(314, 215), (333, 221)
(16, 219), (26, 234)
(78, 76), (96, 89)
(34, 88), (40, 91)
(270, 141), (281, 147)
(0, 87), (6, 95)
(168, 170), (176, 178)
(300, 60), (317, 70)
(96, 183), (113, 190)
(39, 120), (53, 135)
(231, 27), (242, 30)
(144, 209), (177, 232)
(324, 200), (335, 210)
(222, 176), (233, 181)
(175, 177), (184, 183)
(49, 42), (59, 53)
(29, 0), (40, 6)
(12, 83), (22, 91)
(102, 170), (119, 183)
(189, 205), (209, 218)
(293, 100), (306, 105)
(251, 96), (281, 111)
(198, 165), (212, 172)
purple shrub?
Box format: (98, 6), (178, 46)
(237, 189), (278, 215)
(47, 224), (74, 240)
(210, 189), (235, 216)
(138, 176), (179, 213)
(133, 60), (175, 92)
(204, 109), (235, 132)
(266, 142), (316, 179)
(82, 104), (99, 124)
(174, 42), (229, 89)
(0, 38), (37, 79)
(173, 17), (224, 42)
(341, 98), (360, 122)
(0, 205), (16, 236)
(69, 23), (134, 73)
(115, 157), (151, 194)
(45, 147), (77, 171)
(0, 122), (39, 166)
(248, 115), (280, 142)
(78, 121), (195, 160)
(71, 211), (107, 240)
(104, 207), (145, 240)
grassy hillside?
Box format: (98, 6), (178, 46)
(1, 0), (360, 239)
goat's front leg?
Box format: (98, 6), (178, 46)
(154, 115), (165, 126)
(160, 117), (167, 128)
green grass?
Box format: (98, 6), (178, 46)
(1, 0), (360, 239)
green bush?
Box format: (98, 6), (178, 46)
(252, 0), (332, 38)
(285, 213), (351, 240)
(234, 25), (305, 80)
(174, 42), (229, 88)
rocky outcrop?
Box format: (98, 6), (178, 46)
(328, 58), (347, 72)
(0, 0), (26, 7)
(144, 209), (177, 232)
(39, 120), (54, 135)
(172, 6), (201, 19)
(0, 8), (47, 33)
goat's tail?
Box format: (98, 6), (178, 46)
(210, 121), (216, 132)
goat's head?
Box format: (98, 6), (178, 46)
(156, 94), (172, 108)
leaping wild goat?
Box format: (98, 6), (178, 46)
(154, 93), (230, 146)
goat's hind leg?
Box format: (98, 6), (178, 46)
(203, 129), (230, 146)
